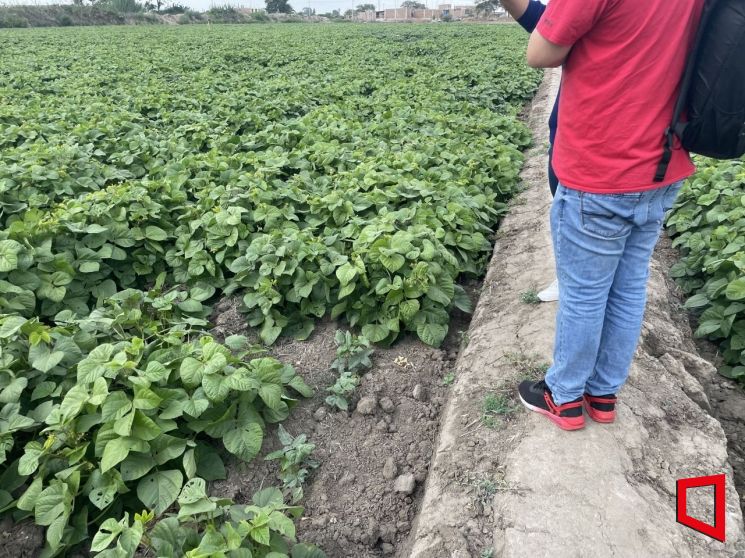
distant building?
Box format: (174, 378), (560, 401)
(354, 4), (475, 21)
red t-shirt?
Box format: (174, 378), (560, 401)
(537, 0), (705, 193)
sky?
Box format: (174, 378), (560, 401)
(180, 0), (466, 13)
(0, 0), (473, 16)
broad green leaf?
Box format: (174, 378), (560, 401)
(145, 226), (168, 241)
(361, 323), (389, 343)
(0, 376), (28, 404)
(335, 263), (357, 286)
(726, 278), (745, 300)
(60, 383), (90, 421)
(259, 384), (283, 410)
(120, 452), (155, 482)
(417, 322), (448, 347)
(223, 422), (263, 461)
(101, 438), (132, 472)
(29, 343), (64, 372)
(177, 477), (208, 505)
(0, 240), (22, 272)
(180, 357), (204, 387)
(151, 434), (187, 465)
(77, 343), (115, 383)
(0, 315), (27, 338)
(137, 470), (183, 515)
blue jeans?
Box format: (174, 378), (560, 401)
(546, 182), (683, 404)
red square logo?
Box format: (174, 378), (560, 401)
(676, 474), (726, 542)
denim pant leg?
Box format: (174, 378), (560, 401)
(586, 182), (683, 396)
(546, 185), (632, 404)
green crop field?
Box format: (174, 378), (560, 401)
(0, 24), (540, 557)
(667, 157), (745, 381)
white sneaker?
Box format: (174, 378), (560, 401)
(537, 279), (559, 302)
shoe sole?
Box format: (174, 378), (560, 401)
(518, 393), (585, 431)
(583, 400), (616, 423)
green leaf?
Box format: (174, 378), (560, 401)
(684, 293), (710, 309)
(145, 226), (168, 241)
(177, 477), (208, 505)
(120, 452), (155, 482)
(261, 321), (282, 345)
(417, 322), (448, 347)
(88, 470), (121, 510)
(288, 375), (313, 398)
(452, 285), (473, 313)
(203, 374), (230, 402)
(361, 323), (389, 343)
(380, 252), (405, 273)
(0, 315), (27, 338)
(180, 357), (204, 387)
(60, 383), (90, 421)
(131, 411), (162, 441)
(223, 422), (263, 461)
(102, 392), (132, 422)
(137, 470), (183, 516)
(726, 278), (745, 301)
(196, 444), (226, 481)
(183, 449), (197, 479)
(29, 343), (64, 373)
(0, 376), (28, 404)
(142, 361), (170, 383)
(0, 240), (22, 272)
(133, 386), (161, 410)
(335, 263), (357, 286)
(77, 343), (115, 383)
(101, 438), (132, 472)
(79, 261), (100, 273)
(17, 476), (43, 511)
(259, 384), (283, 410)
(91, 516), (126, 552)
(426, 285), (451, 306)
(253, 487), (284, 507)
(151, 434), (187, 465)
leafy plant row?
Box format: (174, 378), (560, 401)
(666, 158), (745, 381)
(0, 284), (323, 556)
(0, 24), (540, 348)
(0, 23), (541, 555)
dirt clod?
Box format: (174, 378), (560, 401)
(356, 396), (378, 415)
(383, 457), (397, 480)
(393, 473), (416, 495)
(412, 384), (427, 401)
(379, 396), (395, 413)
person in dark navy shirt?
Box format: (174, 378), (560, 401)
(515, 0), (559, 197)
(502, 0), (560, 301)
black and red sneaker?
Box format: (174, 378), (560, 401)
(518, 380), (584, 431)
(583, 393), (617, 423)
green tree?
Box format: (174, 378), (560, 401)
(475, 0), (498, 16)
(401, 1), (426, 8)
(266, 0), (293, 13)
(356, 3), (375, 11)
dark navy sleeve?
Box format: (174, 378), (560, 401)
(516, 1), (546, 33)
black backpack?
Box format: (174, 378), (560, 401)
(655, 0), (745, 183)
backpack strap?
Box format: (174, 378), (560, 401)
(654, 0), (719, 182)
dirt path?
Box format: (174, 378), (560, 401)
(405, 68), (745, 558)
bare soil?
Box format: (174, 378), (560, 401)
(209, 296), (473, 557)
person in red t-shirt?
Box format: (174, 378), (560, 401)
(516, 0), (705, 431)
